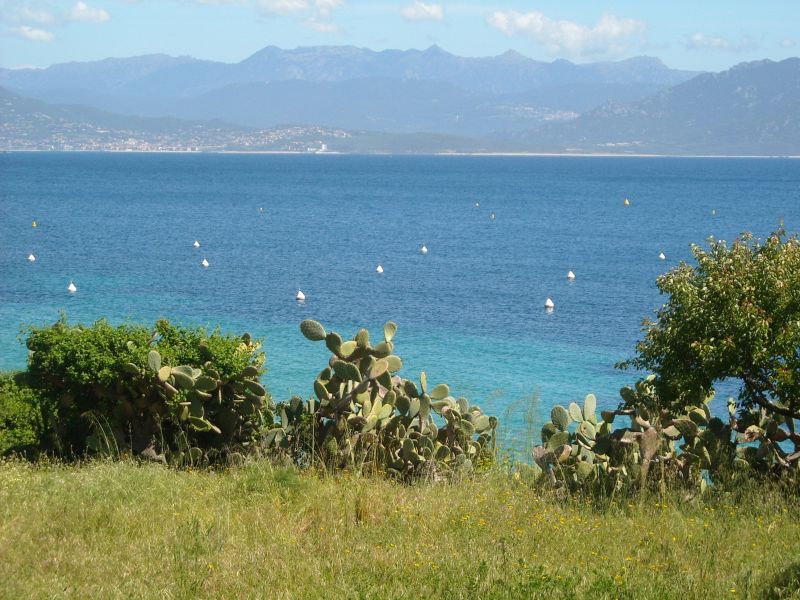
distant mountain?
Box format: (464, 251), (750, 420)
(0, 46), (699, 131)
(1, 46), (696, 96)
(523, 58), (800, 155)
(2, 57), (798, 155)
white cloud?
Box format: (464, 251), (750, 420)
(11, 24), (54, 41)
(314, 0), (343, 19)
(686, 32), (757, 51)
(255, 0), (340, 14)
(780, 38), (795, 49)
(18, 7), (55, 24)
(255, 0), (342, 31)
(304, 19), (337, 32)
(256, 0), (310, 14)
(0, 3), (55, 25)
(401, 1), (444, 22)
(487, 10), (646, 58)
(67, 1), (111, 23)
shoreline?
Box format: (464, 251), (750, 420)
(1, 149), (798, 158)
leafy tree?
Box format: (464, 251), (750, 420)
(620, 229), (800, 451)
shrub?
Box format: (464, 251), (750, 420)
(0, 373), (45, 456)
(23, 317), (271, 464)
(264, 320), (498, 481)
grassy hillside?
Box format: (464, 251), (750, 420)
(0, 459), (798, 599)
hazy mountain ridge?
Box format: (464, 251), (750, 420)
(1, 53), (798, 155)
(0, 45), (700, 134)
(525, 58), (800, 154)
(0, 45), (697, 97)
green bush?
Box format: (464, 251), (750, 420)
(23, 317), (271, 464)
(0, 372), (45, 456)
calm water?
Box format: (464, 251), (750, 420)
(1, 153), (798, 436)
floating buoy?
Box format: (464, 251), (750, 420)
(67, 281), (77, 294)
(567, 271), (575, 280)
(32, 220), (37, 228)
(27, 254), (36, 262)
(376, 264), (384, 274)
(545, 298), (554, 310)
(296, 290), (305, 302)
(490, 212), (496, 221)
(259, 207), (264, 214)
(193, 240), (200, 248)
(201, 258), (209, 268)
(420, 245), (428, 254)
(711, 208), (716, 216)
(659, 252), (666, 260)
(624, 198), (630, 206)
(475, 202), (480, 208)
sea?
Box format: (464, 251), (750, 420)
(1, 153), (798, 440)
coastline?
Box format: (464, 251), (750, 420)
(2, 149), (799, 158)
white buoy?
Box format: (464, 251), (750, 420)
(567, 271), (575, 280)
(420, 244), (428, 255)
(193, 240), (200, 248)
(376, 264), (384, 274)
(545, 298), (554, 310)
(67, 281), (77, 294)
(27, 254), (36, 262)
(201, 258), (209, 268)
(475, 202), (480, 208)
(490, 212), (496, 221)
(711, 208), (716, 216)
(259, 207), (264, 214)
(296, 290), (305, 302)
(624, 198), (631, 206)
(659, 252), (666, 260)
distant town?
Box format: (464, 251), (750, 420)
(0, 98), (350, 151)
(0, 121), (349, 153)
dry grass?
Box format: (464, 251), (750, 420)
(0, 459), (798, 599)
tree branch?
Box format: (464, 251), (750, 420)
(743, 376), (800, 420)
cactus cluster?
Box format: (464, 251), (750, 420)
(531, 375), (800, 494)
(106, 342), (272, 466)
(264, 320), (497, 480)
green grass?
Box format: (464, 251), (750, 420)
(0, 459), (799, 599)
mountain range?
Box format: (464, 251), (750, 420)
(1, 46), (798, 155)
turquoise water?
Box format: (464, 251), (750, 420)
(1, 153), (798, 435)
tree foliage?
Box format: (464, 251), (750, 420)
(621, 229), (800, 452)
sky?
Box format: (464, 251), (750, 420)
(0, 1), (798, 71)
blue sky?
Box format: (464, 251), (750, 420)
(1, 1), (798, 70)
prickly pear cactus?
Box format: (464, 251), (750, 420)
(264, 320), (498, 481)
(527, 376), (789, 495)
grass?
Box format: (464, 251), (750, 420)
(0, 459), (799, 599)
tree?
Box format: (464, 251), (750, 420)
(620, 229), (800, 445)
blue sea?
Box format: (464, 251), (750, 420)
(1, 153), (798, 438)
